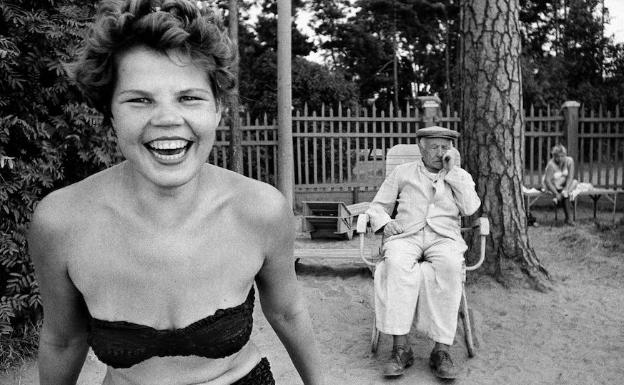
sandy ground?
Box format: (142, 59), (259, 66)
(2, 205), (623, 385)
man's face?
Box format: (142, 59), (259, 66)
(419, 137), (453, 172)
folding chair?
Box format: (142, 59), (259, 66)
(354, 144), (489, 358)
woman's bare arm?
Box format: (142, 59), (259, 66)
(254, 190), (324, 385)
(543, 161), (559, 195)
(28, 193), (90, 385)
(564, 156), (577, 192)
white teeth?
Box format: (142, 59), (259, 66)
(147, 139), (188, 150)
(152, 149), (187, 161)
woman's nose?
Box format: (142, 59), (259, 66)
(150, 103), (184, 126)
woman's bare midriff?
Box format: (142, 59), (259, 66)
(101, 341), (262, 385)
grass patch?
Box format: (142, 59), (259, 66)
(592, 218), (624, 254)
(0, 323), (39, 373)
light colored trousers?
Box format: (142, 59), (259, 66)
(374, 226), (466, 345)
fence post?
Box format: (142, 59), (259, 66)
(277, 0), (294, 208)
(561, 100), (580, 164)
(417, 95), (442, 128)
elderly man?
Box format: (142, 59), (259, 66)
(365, 126), (481, 379)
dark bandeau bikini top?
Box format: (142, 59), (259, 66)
(87, 288), (255, 369)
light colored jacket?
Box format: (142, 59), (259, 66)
(365, 159), (481, 243)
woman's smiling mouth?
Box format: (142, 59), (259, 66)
(145, 139), (193, 161)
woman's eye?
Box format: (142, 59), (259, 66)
(180, 95), (202, 102)
(127, 97), (151, 104)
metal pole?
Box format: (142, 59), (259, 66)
(277, 0), (294, 208)
(228, 0), (243, 173)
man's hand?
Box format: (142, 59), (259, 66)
(443, 147), (461, 172)
(383, 220), (404, 237)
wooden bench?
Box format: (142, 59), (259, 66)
(572, 188), (621, 224)
(523, 187), (621, 223)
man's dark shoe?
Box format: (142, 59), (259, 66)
(429, 349), (460, 379)
(382, 345), (414, 377)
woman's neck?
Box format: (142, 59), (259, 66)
(117, 162), (208, 227)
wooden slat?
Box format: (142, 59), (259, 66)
(312, 109), (318, 184)
(263, 116), (270, 184)
(295, 183), (379, 191)
(254, 127), (261, 180)
(338, 102), (344, 183)
(321, 104), (326, 183)
(346, 106), (352, 182)
(294, 248), (373, 260)
(330, 106), (335, 183)
(302, 106), (309, 184)
(295, 108), (302, 184)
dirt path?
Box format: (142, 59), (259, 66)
(2, 207), (623, 384)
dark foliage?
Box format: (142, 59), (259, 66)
(0, 0), (121, 336)
(309, 0), (458, 109)
(308, 0), (624, 110)
(520, 0), (624, 108)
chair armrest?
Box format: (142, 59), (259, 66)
(357, 213), (379, 267)
(356, 213), (369, 234)
(475, 217), (489, 235)
(466, 216), (488, 271)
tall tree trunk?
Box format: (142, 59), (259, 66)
(228, 0), (243, 173)
(460, 0), (550, 290)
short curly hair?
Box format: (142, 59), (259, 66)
(69, 0), (237, 120)
(551, 144), (567, 157)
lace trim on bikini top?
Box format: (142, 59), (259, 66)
(87, 287), (255, 369)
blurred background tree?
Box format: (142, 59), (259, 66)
(520, 0), (624, 108)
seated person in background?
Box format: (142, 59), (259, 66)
(542, 144), (578, 225)
(365, 126), (481, 380)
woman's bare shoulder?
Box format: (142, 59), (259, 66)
(30, 166), (119, 235)
(544, 158), (557, 172)
(565, 156), (575, 166)
(205, 165), (290, 223)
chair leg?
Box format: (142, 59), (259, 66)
(460, 288), (477, 358)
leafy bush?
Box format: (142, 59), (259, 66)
(0, 0), (120, 337)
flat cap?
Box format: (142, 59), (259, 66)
(415, 126), (460, 140)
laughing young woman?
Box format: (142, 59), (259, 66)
(27, 1), (323, 384)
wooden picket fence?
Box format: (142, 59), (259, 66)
(523, 104), (624, 188)
(577, 106), (624, 187)
(210, 102), (624, 196)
